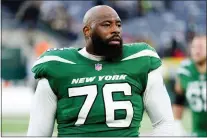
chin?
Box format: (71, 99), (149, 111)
(104, 51), (123, 62)
(194, 58), (206, 65)
(108, 43), (122, 48)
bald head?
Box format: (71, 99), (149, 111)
(83, 5), (120, 26)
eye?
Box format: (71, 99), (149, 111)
(102, 23), (110, 27)
(117, 24), (121, 27)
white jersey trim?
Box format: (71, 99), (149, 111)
(176, 67), (191, 76)
(78, 47), (104, 61)
(33, 55), (76, 67)
(121, 49), (160, 61)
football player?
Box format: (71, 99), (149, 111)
(27, 5), (174, 137)
(173, 35), (206, 137)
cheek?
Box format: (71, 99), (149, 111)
(201, 48), (206, 57)
(190, 48), (198, 58)
(197, 45), (206, 56)
(96, 28), (110, 39)
(202, 45), (206, 55)
(191, 48), (206, 60)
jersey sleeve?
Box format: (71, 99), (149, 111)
(131, 42), (162, 72)
(176, 59), (191, 90)
(146, 44), (162, 72)
(32, 48), (76, 79)
(123, 42), (162, 73)
(32, 51), (50, 79)
(32, 48), (62, 79)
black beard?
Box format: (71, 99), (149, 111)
(91, 33), (123, 62)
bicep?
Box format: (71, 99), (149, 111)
(27, 79), (57, 136)
(143, 67), (174, 128)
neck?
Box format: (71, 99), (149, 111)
(196, 61), (206, 74)
(79, 47), (104, 61)
(85, 40), (96, 55)
(86, 45), (96, 55)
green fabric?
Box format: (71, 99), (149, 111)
(32, 43), (161, 137)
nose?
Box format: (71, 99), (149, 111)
(111, 25), (121, 35)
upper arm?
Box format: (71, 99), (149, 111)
(173, 62), (190, 105)
(27, 79), (57, 136)
(175, 59), (191, 95)
(144, 67), (174, 127)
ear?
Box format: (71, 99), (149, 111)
(83, 26), (91, 38)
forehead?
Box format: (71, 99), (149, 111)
(94, 14), (121, 23)
(192, 37), (206, 46)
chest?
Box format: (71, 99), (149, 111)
(49, 60), (149, 98)
(185, 80), (206, 112)
(51, 61), (147, 127)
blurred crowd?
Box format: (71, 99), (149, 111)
(1, 0), (206, 87)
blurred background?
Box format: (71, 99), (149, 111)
(1, 0), (206, 136)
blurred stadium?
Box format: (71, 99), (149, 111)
(1, 0), (206, 136)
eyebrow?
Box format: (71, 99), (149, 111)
(101, 19), (122, 23)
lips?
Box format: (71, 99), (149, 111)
(109, 40), (120, 44)
(109, 36), (121, 45)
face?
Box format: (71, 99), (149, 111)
(90, 15), (123, 61)
(190, 36), (206, 64)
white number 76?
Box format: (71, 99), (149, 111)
(68, 83), (133, 127)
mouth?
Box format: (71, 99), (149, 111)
(109, 40), (120, 45)
(108, 37), (121, 45)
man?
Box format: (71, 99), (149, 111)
(27, 5), (174, 137)
(173, 35), (207, 137)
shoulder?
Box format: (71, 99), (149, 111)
(34, 47), (77, 67)
(32, 47), (77, 79)
(123, 42), (157, 52)
(122, 42), (161, 72)
(38, 47), (77, 58)
(122, 42), (159, 60)
(180, 59), (192, 67)
(177, 58), (192, 77)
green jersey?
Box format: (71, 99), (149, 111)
(177, 59), (207, 137)
(32, 43), (161, 137)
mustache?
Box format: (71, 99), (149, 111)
(108, 35), (122, 42)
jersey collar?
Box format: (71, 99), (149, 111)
(78, 47), (104, 61)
